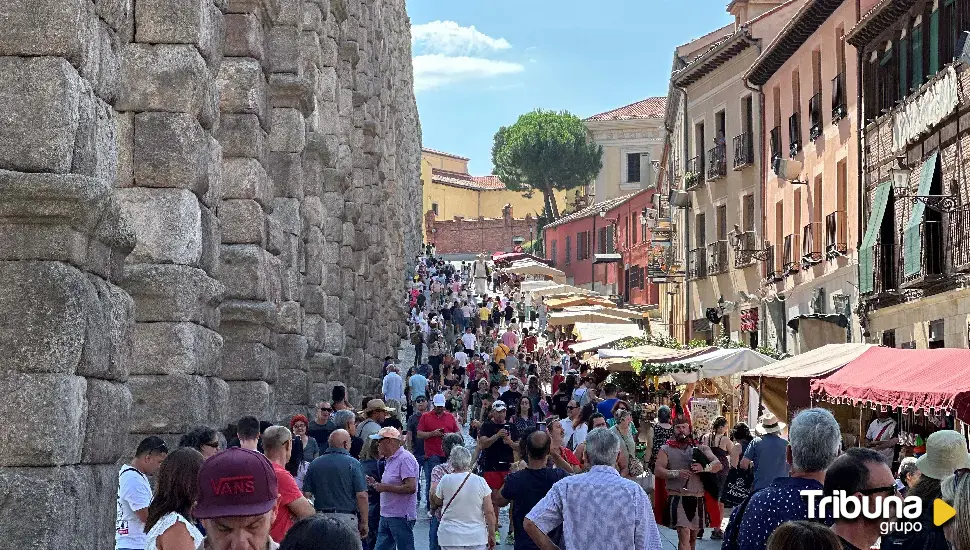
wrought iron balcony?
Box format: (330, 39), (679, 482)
(801, 221), (823, 267)
(770, 126), (781, 161)
(734, 230), (758, 269)
(868, 243), (898, 295)
(808, 93), (822, 142)
(688, 247), (707, 280)
(707, 144), (727, 181)
(788, 113), (801, 157)
(733, 132), (753, 169)
(948, 208), (970, 273)
(685, 156), (703, 190)
(783, 233), (800, 275)
(764, 243), (783, 283)
(832, 73), (847, 122)
(707, 240), (729, 275)
(900, 219), (945, 289)
(825, 211), (848, 258)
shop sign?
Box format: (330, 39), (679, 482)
(893, 66), (958, 151)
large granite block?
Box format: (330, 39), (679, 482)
(118, 44), (216, 128)
(81, 379), (132, 464)
(117, 188), (203, 266)
(269, 108), (307, 153)
(0, 373), (86, 466)
(132, 322), (223, 376)
(275, 368), (308, 404)
(217, 58), (267, 124)
(224, 13), (264, 59)
(217, 113), (267, 159)
(133, 112), (210, 196)
(129, 374), (210, 433)
(221, 342), (278, 382)
(220, 198), (267, 245)
(218, 245), (280, 301)
(123, 264), (223, 329)
(226, 380), (273, 422)
(222, 157), (272, 207)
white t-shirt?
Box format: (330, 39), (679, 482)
(461, 333), (477, 350)
(560, 419), (589, 450)
(116, 465), (152, 550)
(435, 472), (492, 547)
(866, 417), (898, 463)
(454, 351), (469, 368)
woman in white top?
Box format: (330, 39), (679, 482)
(431, 445), (497, 550)
(144, 447), (206, 550)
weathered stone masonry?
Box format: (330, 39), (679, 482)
(0, 0), (422, 547)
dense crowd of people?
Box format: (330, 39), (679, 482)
(115, 249), (970, 550)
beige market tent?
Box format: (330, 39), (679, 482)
(740, 343), (876, 423)
(520, 280), (559, 292)
(561, 305), (642, 319)
(571, 322), (643, 342)
(502, 260), (566, 282)
(548, 311), (633, 326)
(596, 345), (718, 372)
(529, 284), (592, 298)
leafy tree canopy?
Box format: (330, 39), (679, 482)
(491, 109), (602, 219)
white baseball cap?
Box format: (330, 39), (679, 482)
(432, 394), (446, 407)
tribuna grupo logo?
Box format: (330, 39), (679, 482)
(802, 490), (956, 535)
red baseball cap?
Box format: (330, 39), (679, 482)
(194, 448), (278, 519)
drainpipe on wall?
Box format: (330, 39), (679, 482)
(672, 83), (693, 342)
(854, 0), (864, 343)
(743, 36), (767, 351)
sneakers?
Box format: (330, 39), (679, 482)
(711, 528), (724, 540)
(506, 529), (515, 544)
(495, 530), (502, 545)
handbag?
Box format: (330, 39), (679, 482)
(719, 466), (753, 507)
(442, 471), (474, 515)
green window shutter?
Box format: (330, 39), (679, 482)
(899, 37), (909, 98)
(903, 150), (940, 277)
(930, 10), (940, 74)
(858, 181), (893, 294)
(912, 25), (924, 89)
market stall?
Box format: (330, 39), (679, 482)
(544, 295), (616, 309)
(597, 345), (718, 372)
(811, 347), (970, 459)
(740, 343), (875, 425)
(491, 252), (553, 266)
(668, 347), (775, 384)
(529, 284), (592, 298)
(502, 260), (567, 282)
(547, 310), (636, 326)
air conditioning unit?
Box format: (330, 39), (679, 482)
(670, 190), (691, 208)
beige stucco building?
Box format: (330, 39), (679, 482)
(745, 0), (866, 353)
(584, 98), (667, 202)
(672, 0), (801, 346)
(419, 148), (579, 242)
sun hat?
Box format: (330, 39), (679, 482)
(194, 448), (278, 519)
(492, 400), (507, 411)
(916, 430), (970, 480)
(755, 412), (786, 435)
(369, 426), (403, 440)
(432, 394), (446, 407)
(364, 398), (395, 414)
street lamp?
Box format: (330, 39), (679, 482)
(890, 156), (912, 196)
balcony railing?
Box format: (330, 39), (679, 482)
(900, 219), (945, 288)
(707, 240), (729, 275)
(733, 132), (753, 169)
(948, 209), (970, 272)
(869, 243), (898, 295)
(801, 221), (823, 267)
(808, 93), (822, 142)
(832, 73), (847, 122)
(688, 247), (707, 279)
(770, 126), (781, 161)
(685, 156), (703, 190)
(734, 230), (758, 269)
(788, 113), (801, 157)
(825, 211), (848, 258)
(707, 144), (727, 181)
(783, 233), (800, 275)
(764, 243), (783, 283)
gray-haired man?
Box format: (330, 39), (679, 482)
(525, 428), (663, 550)
(724, 408), (842, 550)
(331, 408), (364, 460)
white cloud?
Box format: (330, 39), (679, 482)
(412, 20), (511, 56)
(413, 54), (524, 92)
(411, 21), (524, 92)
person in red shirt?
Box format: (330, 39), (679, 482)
(416, 394), (461, 506)
(551, 365), (565, 396)
(546, 417), (581, 473)
(522, 329), (539, 354)
(262, 426), (316, 542)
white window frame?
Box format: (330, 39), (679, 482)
(620, 149), (651, 190)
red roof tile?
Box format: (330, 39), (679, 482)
(585, 97), (667, 122)
(431, 168), (507, 191)
(421, 147), (470, 161)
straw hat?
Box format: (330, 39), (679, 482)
(364, 398), (395, 414)
(916, 430), (970, 480)
(755, 412), (786, 435)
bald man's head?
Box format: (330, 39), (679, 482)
(328, 429), (351, 450)
(526, 430), (551, 461)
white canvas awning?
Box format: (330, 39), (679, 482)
(597, 345), (718, 372)
(668, 347), (776, 383)
(548, 311), (634, 326)
(520, 280), (559, 292)
(529, 284), (593, 298)
(572, 322), (643, 342)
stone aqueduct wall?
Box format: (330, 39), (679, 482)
(0, 0), (421, 547)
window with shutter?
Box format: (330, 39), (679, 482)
(912, 24), (923, 90)
(899, 36), (908, 98)
(606, 225), (615, 253)
(639, 266), (646, 290)
(930, 9), (940, 74)
(564, 236), (571, 265)
(627, 153), (641, 183)
(743, 194), (756, 232)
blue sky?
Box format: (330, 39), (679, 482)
(407, 1), (735, 175)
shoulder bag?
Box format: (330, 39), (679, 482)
(441, 471), (475, 516)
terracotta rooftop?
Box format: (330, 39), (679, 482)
(421, 147), (469, 161)
(747, 0), (844, 86)
(430, 168), (506, 191)
(585, 97), (667, 122)
(544, 191), (648, 229)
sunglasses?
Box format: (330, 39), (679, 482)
(858, 485), (898, 496)
(320, 407), (333, 412)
